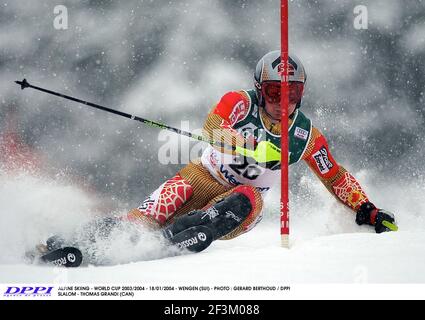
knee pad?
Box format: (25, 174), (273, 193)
(128, 173), (194, 225)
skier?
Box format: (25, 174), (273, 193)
(125, 50), (398, 242)
(34, 50), (398, 266)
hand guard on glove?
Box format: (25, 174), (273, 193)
(235, 140), (281, 163)
(356, 202), (398, 233)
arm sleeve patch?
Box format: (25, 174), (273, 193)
(303, 128), (370, 212)
(213, 91), (249, 126)
(203, 91), (252, 154)
(304, 130), (340, 179)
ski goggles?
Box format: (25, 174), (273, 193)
(261, 81), (304, 105)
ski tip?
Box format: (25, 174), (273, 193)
(170, 225), (214, 254)
(40, 247), (83, 268)
(15, 78), (29, 90)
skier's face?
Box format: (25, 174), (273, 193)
(262, 81), (303, 120)
(264, 101), (297, 121)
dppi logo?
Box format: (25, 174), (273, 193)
(4, 286), (54, 297)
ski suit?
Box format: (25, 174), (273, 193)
(127, 89), (370, 239)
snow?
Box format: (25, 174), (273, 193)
(1, 168), (424, 285)
(2, 228), (425, 284)
(1, 0), (425, 298)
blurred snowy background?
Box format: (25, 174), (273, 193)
(0, 0), (424, 212)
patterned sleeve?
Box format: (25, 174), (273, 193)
(302, 127), (370, 212)
(203, 91), (253, 155)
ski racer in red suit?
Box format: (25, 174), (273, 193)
(123, 50), (398, 244)
(37, 51), (398, 261)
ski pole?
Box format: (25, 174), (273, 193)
(15, 78), (232, 150)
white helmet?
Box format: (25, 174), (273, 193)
(254, 50), (307, 108)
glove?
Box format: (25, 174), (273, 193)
(355, 202), (398, 233)
(235, 140), (281, 163)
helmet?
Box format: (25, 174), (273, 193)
(254, 50), (307, 109)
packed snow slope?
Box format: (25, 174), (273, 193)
(0, 168), (424, 284)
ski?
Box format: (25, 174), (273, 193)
(167, 225), (214, 253)
(39, 247), (83, 267)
